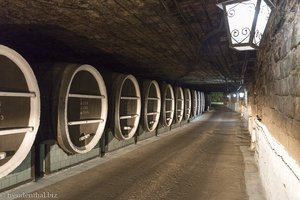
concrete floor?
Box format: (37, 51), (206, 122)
(6, 106), (265, 200)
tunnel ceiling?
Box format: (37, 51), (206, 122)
(0, 0), (258, 92)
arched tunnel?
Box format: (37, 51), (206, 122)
(0, 0), (299, 199)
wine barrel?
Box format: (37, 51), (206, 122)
(56, 64), (108, 154)
(143, 80), (161, 132)
(175, 87), (184, 123)
(0, 45), (40, 178)
(113, 74), (141, 140)
(184, 88), (191, 120)
(192, 90), (198, 117)
(161, 84), (175, 127)
(197, 91), (201, 115)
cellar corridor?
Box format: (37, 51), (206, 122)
(6, 106), (264, 200)
(0, 1), (299, 199)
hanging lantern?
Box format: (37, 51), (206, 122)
(221, 0), (274, 51)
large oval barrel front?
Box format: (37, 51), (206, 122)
(56, 65), (108, 154)
(197, 91), (201, 115)
(184, 88), (191, 120)
(192, 90), (198, 117)
(161, 84), (175, 127)
(114, 74), (141, 140)
(0, 45), (40, 178)
(175, 87), (184, 123)
(143, 80), (161, 132)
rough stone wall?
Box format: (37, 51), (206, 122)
(248, 0), (300, 163)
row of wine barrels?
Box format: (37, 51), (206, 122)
(0, 45), (40, 178)
(191, 90), (206, 117)
(196, 91), (206, 115)
(0, 45), (206, 179)
(57, 73), (205, 148)
(200, 92), (205, 113)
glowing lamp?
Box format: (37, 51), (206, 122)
(221, 0), (273, 51)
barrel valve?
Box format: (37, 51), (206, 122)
(0, 152), (6, 160)
(79, 133), (95, 141)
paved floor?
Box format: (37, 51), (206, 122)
(10, 106), (265, 200)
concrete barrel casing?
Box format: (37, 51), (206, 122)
(183, 88), (191, 120)
(175, 87), (184, 123)
(0, 45), (40, 178)
(143, 80), (161, 132)
(161, 84), (175, 127)
(55, 64), (108, 154)
(113, 74), (141, 140)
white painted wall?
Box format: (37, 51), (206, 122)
(253, 120), (300, 200)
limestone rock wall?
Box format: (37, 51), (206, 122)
(248, 0), (300, 164)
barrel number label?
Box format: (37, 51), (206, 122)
(0, 100), (4, 121)
(80, 99), (90, 116)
